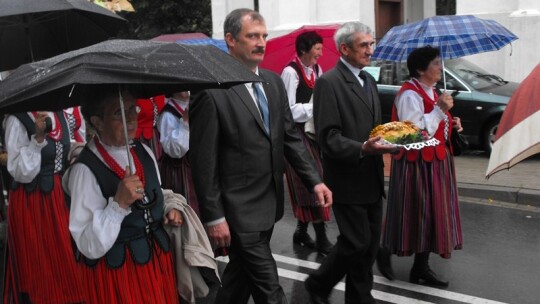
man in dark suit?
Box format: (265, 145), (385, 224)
(305, 22), (398, 304)
(189, 8), (333, 304)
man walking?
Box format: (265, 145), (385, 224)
(189, 8), (333, 304)
(305, 21), (397, 304)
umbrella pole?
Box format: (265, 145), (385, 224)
(118, 86), (134, 173)
(442, 58), (447, 92)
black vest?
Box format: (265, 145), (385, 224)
(287, 61), (320, 105)
(72, 141), (170, 268)
(10, 112), (70, 193)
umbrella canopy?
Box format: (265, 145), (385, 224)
(0, 39), (262, 113)
(372, 15), (518, 62)
(260, 24), (341, 74)
(150, 32), (208, 42)
(177, 38), (228, 53)
(486, 64), (540, 178)
(0, 0), (126, 71)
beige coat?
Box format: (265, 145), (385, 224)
(163, 190), (219, 303)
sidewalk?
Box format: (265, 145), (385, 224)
(383, 152), (540, 207)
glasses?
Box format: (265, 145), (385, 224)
(107, 105), (141, 120)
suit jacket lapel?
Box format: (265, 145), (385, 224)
(232, 84), (269, 138)
(337, 61), (374, 116)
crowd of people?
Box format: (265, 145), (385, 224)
(0, 7), (464, 304)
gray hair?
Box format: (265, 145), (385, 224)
(224, 8), (265, 40)
(334, 21), (373, 50)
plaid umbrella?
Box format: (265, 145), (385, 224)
(372, 15), (518, 62)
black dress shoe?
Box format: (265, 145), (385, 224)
(305, 278), (330, 304)
(409, 267), (449, 287)
(376, 247), (394, 281)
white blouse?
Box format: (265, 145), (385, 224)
(157, 98), (190, 159)
(63, 138), (161, 259)
(394, 79), (447, 137)
(281, 61), (322, 123)
(4, 113), (54, 183)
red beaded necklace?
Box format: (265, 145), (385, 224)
(295, 57), (316, 89)
(94, 137), (145, 186)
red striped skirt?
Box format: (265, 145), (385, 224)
(284, 125), (330, 222)
(80, 242), (179, 304)
(3, 175), (87, 303)
(382, 147), (463, 258)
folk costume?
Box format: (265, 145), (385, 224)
(383, 78), (463, 258)
(136, 95), (166, 160)
(157, 97), (199, 215)
(3, 112), (86, 303)
(281, 58), (329, 222)
(282, 58), (332, 254)
(65, 138), (178, 304)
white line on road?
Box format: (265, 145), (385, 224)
(217, 256), (434, 304)
(271, 254), (508, 304)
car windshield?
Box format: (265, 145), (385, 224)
(369, 58), (507, 91)
(445, 58), (507, 90)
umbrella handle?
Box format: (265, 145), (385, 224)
(442, 58), (447, 92)
(118, 87), (134, 173)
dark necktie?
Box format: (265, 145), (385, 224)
(359, 70), (373, 110)
(253, 83), (270, 134)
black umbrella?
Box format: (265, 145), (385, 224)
(0, 39), (262, 113)
(0, 38), (262, 170)
(0, 0), (126, 71)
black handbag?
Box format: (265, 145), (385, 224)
(451, 131), (469, 156)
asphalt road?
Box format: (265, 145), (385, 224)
(242, 195), (540, 304)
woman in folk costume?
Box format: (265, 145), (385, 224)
(281, 31), (333, 255)
(3, 110), (87, 303)
(136, 95), (166, 160)
(382, 46), (463, 287)
(157, 91), (199, 215)
(63, 85), (182, 303)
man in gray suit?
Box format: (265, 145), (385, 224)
(305, 22), (398, 304)
(189, 8), (333, 304)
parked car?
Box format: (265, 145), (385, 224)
(369, 58), (519, 153)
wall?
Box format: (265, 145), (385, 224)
(457, 0), (540, 82)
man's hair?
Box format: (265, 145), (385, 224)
(407, 46), (441, 78)
(295, 31), (323, 57)
(223, 8), (265, 41)
(334, 21), (372, 51)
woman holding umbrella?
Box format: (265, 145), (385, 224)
(63, 85), (182, 303)
(3, 110), (87, 302)
(382, 46), (463, 287)
(281, 30), (333, 255)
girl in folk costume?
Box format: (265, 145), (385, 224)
(281, 31), (333, 255)
(136, 95), (166, 160)
(63, 85), (182, 303)
(3, 110), (87, 303)
(157, 91), (199, 215)
(382, 46), (463, 287)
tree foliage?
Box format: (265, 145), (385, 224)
(115, 0), (213, 40)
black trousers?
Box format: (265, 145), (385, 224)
(215, 226), (287, 304)
(307, 199), (382, 304)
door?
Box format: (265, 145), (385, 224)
(375, 0), (403, 40)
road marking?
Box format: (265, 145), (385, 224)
(217, 256), (434, 304)
(271, 254), (508, 304)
